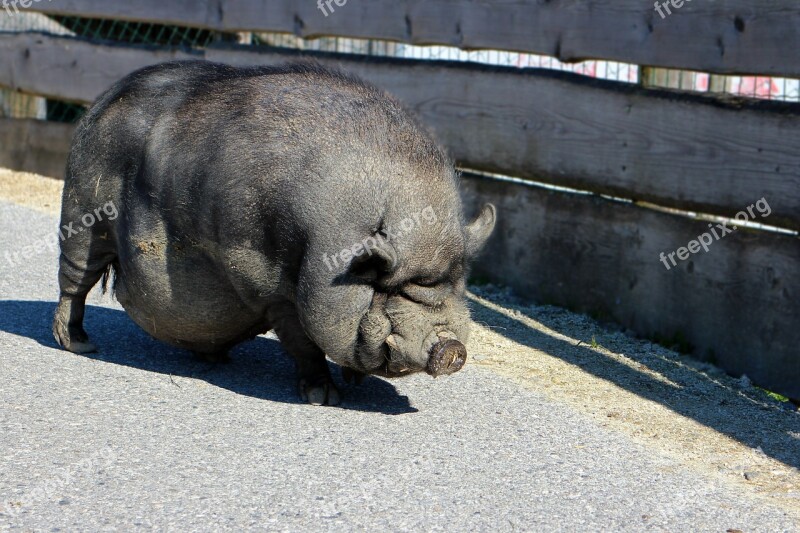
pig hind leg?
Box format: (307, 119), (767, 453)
(53, 200), (117, 354)
(267, 300), (341, 406)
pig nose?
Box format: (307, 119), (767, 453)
(426, 337), (467, 377)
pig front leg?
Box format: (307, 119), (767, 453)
(267, 300), (341, 406)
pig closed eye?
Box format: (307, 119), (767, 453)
(400, 282), (447, 308)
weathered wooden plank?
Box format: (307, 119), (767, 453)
(16, 0), (219, 29)
(0, 34), (197, 103)
(459, 173), (800, 399)
(2, 33), (799, 230)
(0, 118), (75, 179)
(19, 0), (800, 77)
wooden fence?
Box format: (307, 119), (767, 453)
(1, 0), (798, 398)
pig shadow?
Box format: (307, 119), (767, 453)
(0, 300), (417, 415)
(469, 295), (800, 471)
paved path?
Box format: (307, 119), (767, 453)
(0, 200), (797, 531)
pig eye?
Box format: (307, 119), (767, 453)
(400, 281), (447, 307)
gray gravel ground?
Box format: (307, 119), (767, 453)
(1, 199), (798, 532)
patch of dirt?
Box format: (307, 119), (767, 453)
(466, 284), (800, 519)
(3, 167), (799, 519)
(0, 168), (63, 215)
(136, 241), (165, 258)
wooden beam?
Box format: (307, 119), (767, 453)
(0, 34), (197, 103)
(20, 0), (800, 78)
(0, 118), (75, 179)
(460, 173), (800, 399)
(1, 33), (799, 230)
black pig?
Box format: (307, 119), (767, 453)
(53, 61), (496, 405)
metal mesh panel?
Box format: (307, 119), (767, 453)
(52, 16), (225, 47)
(0, 12), (797, 124)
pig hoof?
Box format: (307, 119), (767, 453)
(53, 324), (97, 354)
(69, 341), (97, 354)
(62, 340), (98, 354)
(341, 367), (366, 385)
(298, 378), (341, 406)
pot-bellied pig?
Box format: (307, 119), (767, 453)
(53, 61), (496, 405)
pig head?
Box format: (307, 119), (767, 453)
(289, 157), (496, 383)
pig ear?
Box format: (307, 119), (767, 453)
(465, 204), (497, 258)
(350, 236), (398, 281)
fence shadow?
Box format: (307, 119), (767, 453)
(0, 300), (416, 415)
(469, 294), (800, 471)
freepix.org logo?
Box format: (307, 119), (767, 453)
(317, 0), (348, 18)
(653, 0), (692, 20)
(2, 0), (53, 17)
(659, 197), (771, 271)
(3, 201), (118, 268)
(322, 206), (438, 271)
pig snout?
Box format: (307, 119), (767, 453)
(426, 333), (467, 377)
(382, 330), (467, 377)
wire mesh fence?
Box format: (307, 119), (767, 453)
(1, 13), (798, 124)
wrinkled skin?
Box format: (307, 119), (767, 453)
(53, 60), (496, 405)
